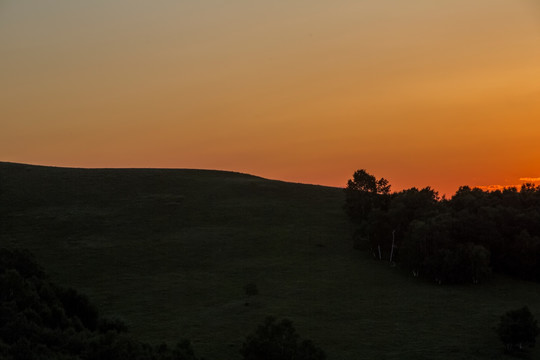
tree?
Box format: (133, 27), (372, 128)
(384, 187), (440, 261)
(400, 219), (429, 276)
(241, 317), (325, 360)
(496, 306), (540, 353)
(464, 243), (491, 284)
(344, 170), (391, 223)
(346, 169), (390, 194)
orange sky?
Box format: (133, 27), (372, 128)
(1, 1), (539, 196)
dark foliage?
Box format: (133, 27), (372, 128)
(241, 316), (326, 360)
(0, 248), (45, 279)
(496, 306), (539, 354)
(344, 169), (391, 223)
(0, 247), (199, 360)
(345, 170), (540, 284)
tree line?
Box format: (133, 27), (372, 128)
(345, 169), (540, 284)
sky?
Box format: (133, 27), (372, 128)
(1, 1), (540, 195)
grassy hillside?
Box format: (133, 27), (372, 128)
(1, 162), (539, 359)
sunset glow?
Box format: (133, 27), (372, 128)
(2, 1), (540, 195)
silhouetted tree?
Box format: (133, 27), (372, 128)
(496, 306), (539, 353)
(241, 316), (326, 360)
(58, 287), (99, 331)
(344, 169), (391, 223)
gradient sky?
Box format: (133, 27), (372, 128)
(2, 1), (540, 195)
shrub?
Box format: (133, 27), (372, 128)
(496, 306), (540, 353)
(241, 316), (325, 360)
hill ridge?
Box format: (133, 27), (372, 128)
(0, 161), (340, 190)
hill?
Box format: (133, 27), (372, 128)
(1, 162), (540, 359)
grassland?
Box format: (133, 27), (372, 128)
(1, 161), (539, 359)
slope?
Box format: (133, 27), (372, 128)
(1, 162), (539, 359)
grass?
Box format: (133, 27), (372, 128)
(1, 161), (540, 359)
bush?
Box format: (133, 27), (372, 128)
(496, 306), (540, 353)
(241, 316), (325, 360)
